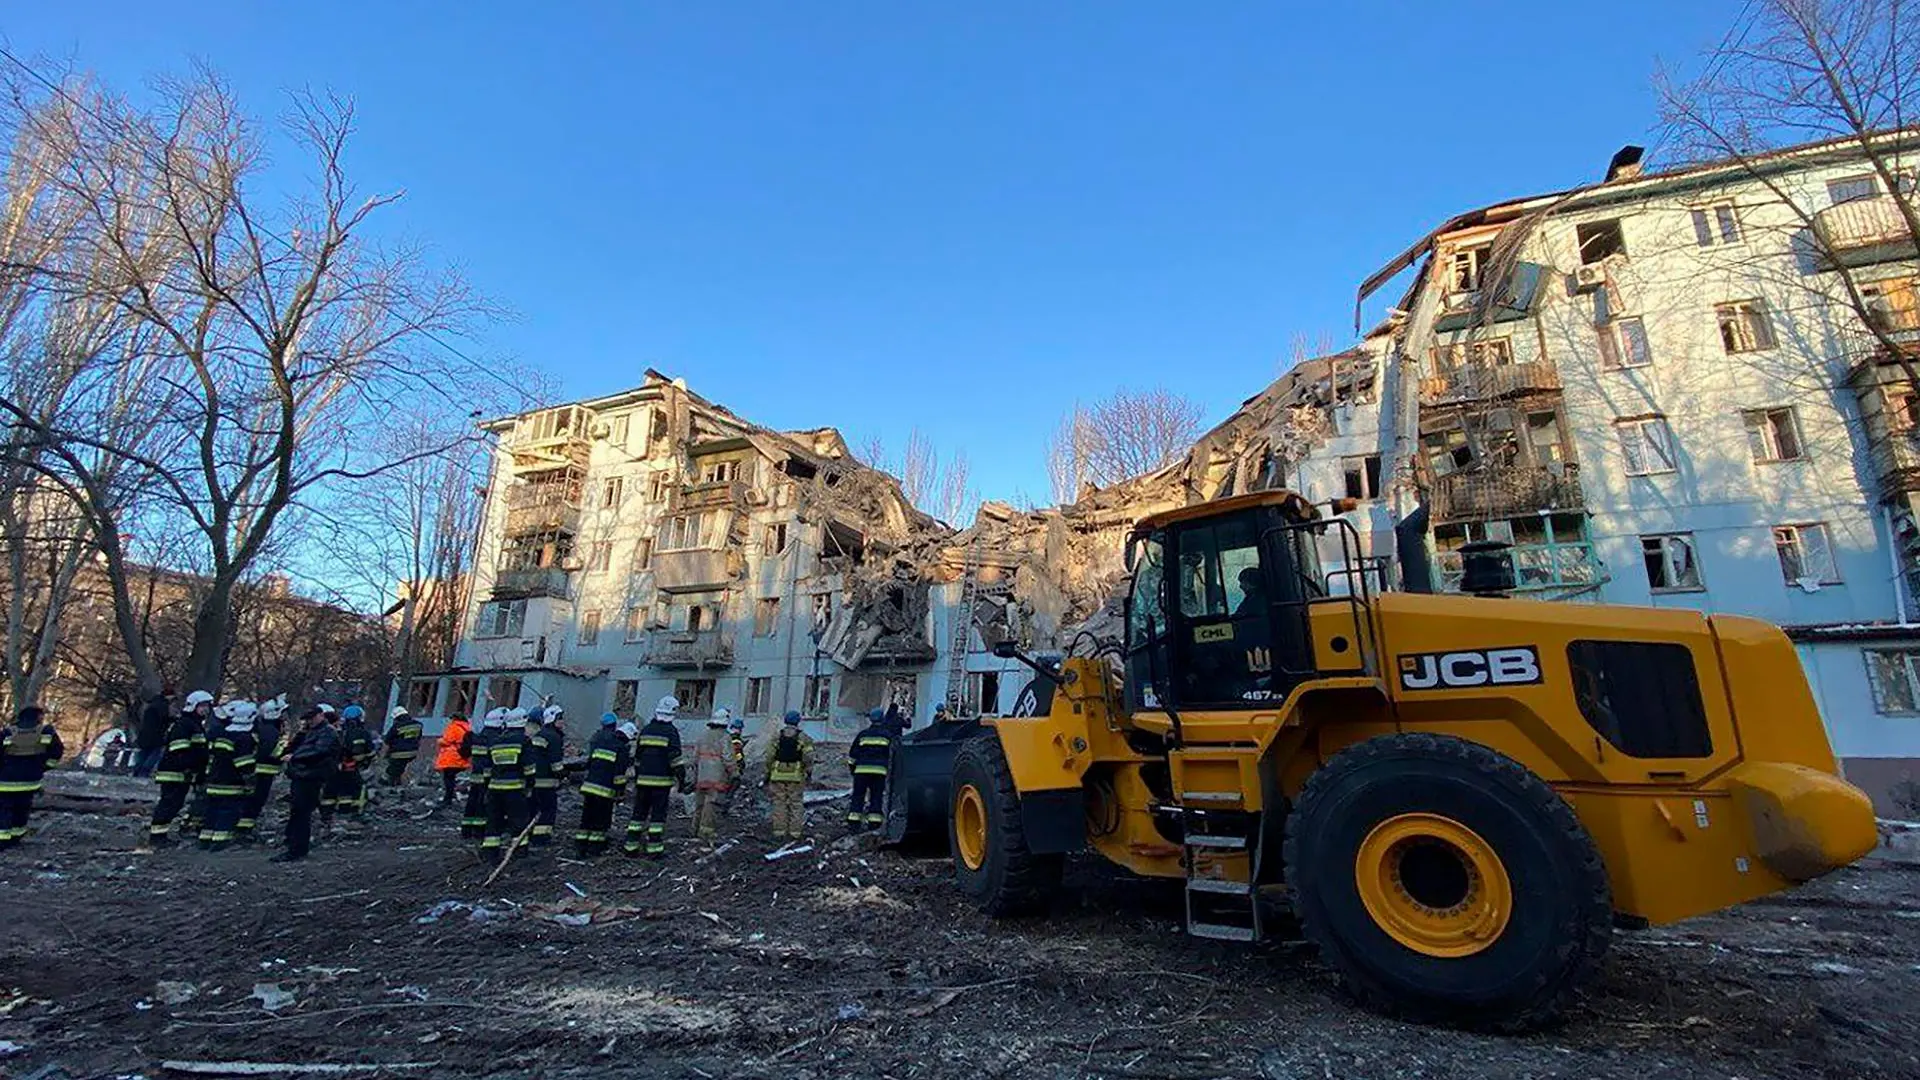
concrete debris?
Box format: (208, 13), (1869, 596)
(153, 981), (198, 1005)
(0, 1040), (26, 1057)
(764, 842), (814, 862)
(160, 1063), (438, 1076)
(1808, 961), (1864, 977)
(812, 885), (908, 912)
(836, 1002), (866, 1021)
(564, 881), (587, 898)
(249, 983), (296, 1012)
(412, 900), (468, 924)
(802, 788), (851, 805)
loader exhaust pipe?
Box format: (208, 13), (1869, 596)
(1395, 504), (1434, 594)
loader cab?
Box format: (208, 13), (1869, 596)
(1124, 492), (1329, 713)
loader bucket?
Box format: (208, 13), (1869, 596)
(882, 717), (985, 847)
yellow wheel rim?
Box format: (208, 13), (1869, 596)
(955, 783), (989, 871)
(1354, 812), (1512, 958)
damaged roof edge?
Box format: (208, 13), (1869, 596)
(1352, 126), (1920, 332)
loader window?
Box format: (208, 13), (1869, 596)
(1170, 514), (1276, 706)
(1124, 534), (1172, 711)
(1567, 640), (1713, 758)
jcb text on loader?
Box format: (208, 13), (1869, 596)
(890, 490), (1878, 1029)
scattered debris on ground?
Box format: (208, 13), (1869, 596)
(1, 778), (1917, 1079)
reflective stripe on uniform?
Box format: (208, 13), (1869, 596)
(533, 778), (560, 788)
(634, 776), (675, 787)
(637, 736), (670, 747)
(205, 785), (246, 796)
(856, 737), (891, 749)
(155, 772), (188, 783)
(853, 765), (888, 776)
(591, 749), (618, 762)
(167, 740), (194, 752)
(581, 783), (615, 798)
(489, 780), (526, 791)
(0, 781), (42, 793)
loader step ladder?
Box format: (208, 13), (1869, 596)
(943, 539), (983, 715)
(1175, 805), (1263, 943)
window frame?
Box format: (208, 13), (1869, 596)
(1828, 174), (1878, 205)
(586, 540), (614, 573)
(1865, 648), (1920, 715)
(624, 605), (647, 643)
(1744, 407), (1805, 464)
(1342, 454), (1382, 501)
(1575, 219), (1628, 265)
(1640, 533), (1704, 593)
(578, 609), (602, 646)
(475, 598), (528, 639)
(1615, 416), (1678, 476)
(602, 476), (624, 511)
(802, 674), (833, 716)
(1598, 316), (1653, 370)
(745, 677), (772, 716)
(1772, 522), (1842, 586)
(1716, 300), (1777, 354)
(672, 678), (716, 718)
(754, 596), (782, 637)
(1690, 203), (1743, 247)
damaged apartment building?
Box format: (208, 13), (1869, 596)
(403, 371), (956, 740)
(1357, 132), (1920, 810)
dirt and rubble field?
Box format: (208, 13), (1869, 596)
(1, 780), (1918, 1080)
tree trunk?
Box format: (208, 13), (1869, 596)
(182, 573), (237, 695)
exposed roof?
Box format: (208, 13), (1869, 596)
(1133, 489), (1318, 532)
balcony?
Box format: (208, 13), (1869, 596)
(1429, 463), (1584, 525)
(490, 566), (572, 601)
(669, 478), (751, 514)
(1419, 361), (1561, 406)
(505, 406), (594, 472)
(503, 492), (581, 538)
(643, 629), (735, 669)
(1814, 196), (1919, 269)
(651, 547), (739, 593)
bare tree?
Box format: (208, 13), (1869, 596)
(860, 427), (978, 524)
(0, 66), (498, 697)
(1044, 387), (1205, 499)
(1657, 0), (1920, 385)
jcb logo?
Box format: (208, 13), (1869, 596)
(1398, 647), (1542, 691)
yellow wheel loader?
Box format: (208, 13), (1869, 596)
(888, 490), (1879, 1029)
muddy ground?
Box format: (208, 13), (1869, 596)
(0, 777), (1917, 1080)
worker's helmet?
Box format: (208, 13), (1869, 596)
(542, 704), (564, 725)
(653, 695), (679, 720)
(257, 695), (288, 721)
(600, 712), (619, 727)
(15, 706), (44, 728)
(616, 721), (638, 740)
(342, 705), (364, 722)
(481, 707), (505, 729)
(225, 700), (258, 732)
(184, 690), (215, 711)
(390, 706), (411, 721)
(868, 707), (886, 723)
(707, 706), (731, 728)
(316, 703), (338, 717)
(783, 710), (803, 727)
(727, 713), (745, 732)
(933, 703), (950, 717)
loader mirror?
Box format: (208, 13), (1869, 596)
(991, 639), (1019, 659)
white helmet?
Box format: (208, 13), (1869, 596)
(390, 706), (411, 720)
(225, 700), (258, 732)
(707, 705), (731, 728)
(483, 707), (507, 729)
(184, 690), (215, 710)
(257, 695), (288, 721)
(542, 704), (564, 725)
(653, 695), (679, 720)
(616, 721), (638, 740)
(316, 703), (337, 717)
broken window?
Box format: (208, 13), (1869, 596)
(488, 677), (523, 712)
(1862, 277), (1920, 334)
(746, 677), (772, 716)
(682, 603), (710, 633)
(407, 678), (439, 715)
(578, 610), (602, 646)
(802, 674), (833, 716)
(448, 678), (479, 718)
(1528, 413), (1566, 464)
(1641, 534), (1703, 592)
(1690, 204), (1742, 247)
(968, 670), (1001, 717)
(632, 538), (652, 571)
(475, 599), (528, 638)
(1774, 523), (1839, 585)
(1744, 408), (1804, 463)
(700, 460), (740, 484)
(1866, 649), (1920, 714)
(1829, 174), (1878, 204)
(1422, 429), (1472, 477)
(673, 679), (716, 717)
(625, 606), (647, 642)
(811, 592), (834, 631)
(1615, 417), (1677, 476)
(1716, 300), (1775, 353)
(767, 522), (789, 554)
(602, 477), (623, 511)
(755, 597), (781, 636)
(609, 413), (631, 447)
(585, 541), (613, 572)
(1598, 317), (1652, 369)
(1576, 220), (1627, 264)
(658, 512), (710, 551)
(612, 680), (638, 718)
(649, 408), (669, 443)
(649, 472), (672, 503)
(1342, 455), (1382, 501)
(1446, 245), (1491, 297)
(1889, 389), (1920, 433)
(1431, 338), (1513, 371)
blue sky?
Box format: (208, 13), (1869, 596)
(6, 2), (1742, 507)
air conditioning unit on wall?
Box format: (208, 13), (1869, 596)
(1569, 264), (1608, 293)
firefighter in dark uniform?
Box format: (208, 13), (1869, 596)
(327, 705), (375, 817)
(574, 713), (630, 857)
(528, 705), (566, 847)
(846, 707), (895, 832)
(625, 696), (687, 859)
(461, 708), (499, 839)
(237, 694), (287, 843)
(0, 706), (64, 850)
(198, 700), (258, 850)
(380, 706), (423, 787)
(272, 706), (340, 863)
(482, 708), (531, 859)
(147, 690), (213, 847)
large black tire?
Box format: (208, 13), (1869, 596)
(951, 735), (1063, 916)
(1284, 732), (1611, 1031)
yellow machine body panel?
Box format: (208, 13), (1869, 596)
(988, 588), (1877, 926)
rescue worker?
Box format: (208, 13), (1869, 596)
(460, 708), (500, 839)
(237, 694), (287, 843)
(764, 710), (814, 841)
(526, 705), (564, 847)
(380, 706), (423, 787)
(310, 704), (341, 830)
(574, 712), (630, 857)
(483, 707), (531, 860)
(147, 690), (213, 847)
(0, 706), (64, 850)
(273, 705), (340, 863)
(328, 705), (375, 819)
(932, 703), (955, 725)
(132, 687), (173, 777)
(720, 713), (748, 817)
(626, 696), (686, 859)
(847, 707), (895, 832)
(199, 700), (258, 850)
(436, 712), (472, 807)
(185, 698), (231, 835)
(691, 706), (739, 840)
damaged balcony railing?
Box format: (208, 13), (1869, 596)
(1418, 361), (1561, 406)
(642, 628), (735, 669)
(490, 566), (572, 601)
(1429, 463), (1583, 524)
(1814, 196), (1919, 268)
(503, 482), (584, 536)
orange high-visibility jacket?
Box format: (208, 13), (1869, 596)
(436, 717), (472, 770)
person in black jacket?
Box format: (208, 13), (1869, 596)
(846, 708), (895, 833)
(482, 709), (531, 860)
(132, 689), (173, 778)
(237, 695), (287, 843)
(527, 705), (566, 847)
(625, 697), (687, 859)
(273, 706), (341, 863)
(198, 701), (257, 851)
(380, 707), (423, 787)
(327, 705), (376, 820)
(147, 690), (213, 848)
(574, 713), (630, 857)
(461, 710), (498, 839)
(0, 706), (65, 850)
